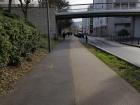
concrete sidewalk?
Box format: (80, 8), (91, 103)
(0, 37), (140, 105)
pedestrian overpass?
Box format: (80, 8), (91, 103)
(56, 2), (140, 19)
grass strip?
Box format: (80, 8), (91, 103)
(84, 43), (140, 92)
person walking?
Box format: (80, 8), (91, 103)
(63, 32), (66, 40)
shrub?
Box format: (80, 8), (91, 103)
(3, 11), (20, 19)
(0, 15), (40, 67)
(25, 20), (36, 28)
(53, 36), (58, 41)
(39, 36), (48, 49)
(0, 35), (12, 67)
(118, 29), (129, 37)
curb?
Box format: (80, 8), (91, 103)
(120, 42), (140, 48)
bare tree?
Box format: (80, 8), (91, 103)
(18, 0), (32, 20)
(38, 0), (69, 8)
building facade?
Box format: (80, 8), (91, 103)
(106, 0), (138, 38)
(82, 0), (140, 38)
(82, 18), (90, 34)
(82, 0), (107, 36)
(93, 0), (107, 36)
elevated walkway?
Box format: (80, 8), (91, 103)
(56, 2), (140, 19)
(56, 9), (140, 19)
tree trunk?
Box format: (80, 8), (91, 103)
(24, 3), (28, 21)
(8, 0), (12, 13)
(18, 0), (30, 21)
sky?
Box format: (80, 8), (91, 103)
(31, 0), (93, 5)
(68, 0), (93, 5)
(68, 0), (93, 22)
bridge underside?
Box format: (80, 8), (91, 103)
(56, 9), (140, 19)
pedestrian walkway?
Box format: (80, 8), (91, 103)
(0, 37), (140, 105)
(88, 36), (140, 67)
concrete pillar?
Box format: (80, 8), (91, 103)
(134, 16), (140, 38)
(132, 16), (135, 38)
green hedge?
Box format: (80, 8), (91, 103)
(0, 16), (40, 67)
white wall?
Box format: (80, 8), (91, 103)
(93, 0), (107, 28)
(11, 7), (57, 36)
(82, 18), (90, 33)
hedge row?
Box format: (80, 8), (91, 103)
(0, 16), (40, 67)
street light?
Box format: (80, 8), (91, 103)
(46, 0), (51, 52)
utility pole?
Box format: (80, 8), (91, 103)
(46, 0), (51, 52)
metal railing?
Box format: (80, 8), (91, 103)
(0, 3), (47, 8)
(57, 2), (140, 13)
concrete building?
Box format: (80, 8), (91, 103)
(82, 18), (90, 34)
(93, 0), (107, 36)
(82, 0), (108, 36)
(106, 0), (138, 38)
(82, 0), (140, 38)
(93, 0), (138, 38)
(82, 0), (107, 36)
(106, 0), (140, 39)
(82, 6), (93, 34)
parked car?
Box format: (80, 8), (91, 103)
(75, 32), (85, 38)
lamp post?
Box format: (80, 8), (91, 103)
(46, 0), (51, 52)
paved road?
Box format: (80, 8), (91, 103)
(0, 37), (140, 105)
(88, 36), (140, 67)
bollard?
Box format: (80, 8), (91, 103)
(131, 38), (133, 44)
(86, 36), (88, 44)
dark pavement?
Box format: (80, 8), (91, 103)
(0, 37), (140, 105)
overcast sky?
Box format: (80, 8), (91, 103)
(68, 0), (93, 22)
(68, 0), (93, 4)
